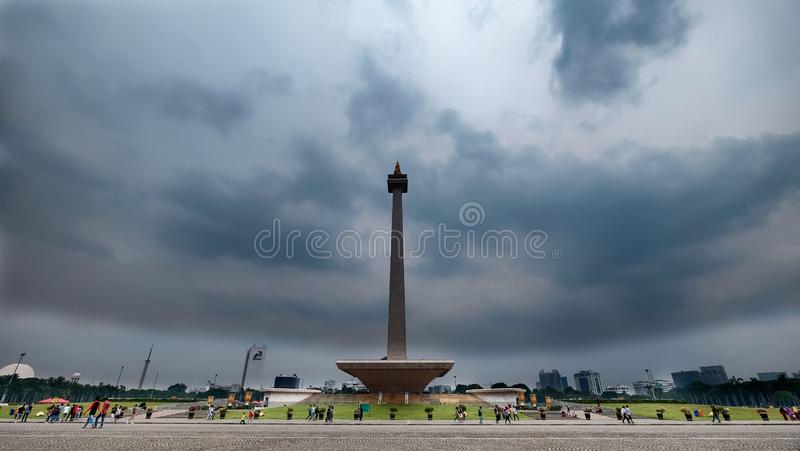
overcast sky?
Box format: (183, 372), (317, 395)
(1, 0), (799, 391)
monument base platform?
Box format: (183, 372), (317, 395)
(336, 359), (454, 393)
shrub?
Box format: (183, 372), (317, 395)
(424, 407), (434, 413)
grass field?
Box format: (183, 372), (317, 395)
(1, 401), (168, 421)
(597, 402), (784, 421)
(223, 403), (514, 422)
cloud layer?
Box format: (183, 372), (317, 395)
(1, 0), (798, 388)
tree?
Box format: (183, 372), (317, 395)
(455, 383), (483, 394)
(491, 382), (509, 389)
(167, 383), (187, 393)
(774, 390), (794, 406)
(511, 383), (531, 393)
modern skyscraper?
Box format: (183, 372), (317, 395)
(757, 371), (787, 381)
(573, 370), (603, 395)
(136, 345), (153, 390)
(538, 369), (564, 391)
(699, 365), (728, 385)
(671, 370), (701, 388)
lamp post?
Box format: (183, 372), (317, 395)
(453, 375), (457, 392)
(1, 353), (26, 403)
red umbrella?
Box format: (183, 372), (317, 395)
(38, 397), (70, 404)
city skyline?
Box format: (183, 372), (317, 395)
(1, 0), (799, 390)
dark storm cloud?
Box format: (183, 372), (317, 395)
(134, 71), (291, 134)
(347, 54), (424, 144)
(1, 236), (386, 346)
(549, 0), (692, 103)
(156, 136), (369, 263)
(401, 117), (800, 351)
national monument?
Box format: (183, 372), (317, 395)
(336, 163), (454, 393)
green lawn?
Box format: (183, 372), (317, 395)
(598, 402), (784, 421)
(223, 403), (514, 421)
(1, 401), (168, 421)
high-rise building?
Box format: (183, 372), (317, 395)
(792, 371), (800, 379)
(573, 370), (603, 395)
(699, 365), (728, 385)
(273, 374), (300, 389)
(560, 376), (570, 391)
(757, 372), (787, 381)
(605, 384), (631, 395)
(671, 370), (701, 388)
(428, 384), (452, 394)
(538, 369), (564, 391)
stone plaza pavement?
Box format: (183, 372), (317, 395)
(1, 420), (798, 450)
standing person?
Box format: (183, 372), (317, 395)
(61, 404), (70, 422)
(76, 404), (83, 419)
(127, 405), (138, 424)
(47, 404), (57, 423)
(82, 397), (101, 429)
(97, 398), (111, 428)
(478, 406), (483, 425)
(21, 403), (31, 423)
(710, 405), (721, 424)
(494, 405), (501, 424)
(325, 405), (333, 423)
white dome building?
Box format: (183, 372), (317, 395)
(0, 363), (35, 379)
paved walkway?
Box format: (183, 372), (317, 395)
(0, 421), (797, 450)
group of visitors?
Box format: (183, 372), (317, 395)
(493, 404), (519, 424)
(560, 405), (579, 418)
(620, 405), (634, 424)
(239, 409), (256, 424)
(778, 406), (799, 421)
(10, 403), (32, 422)
(453, 404), (469, 423)
(305, 404), (335, 422)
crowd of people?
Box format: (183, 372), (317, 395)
(491, 404), (520, 424)
(304, 404), (335, 422)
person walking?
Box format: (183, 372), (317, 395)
(710, 405), (721, 424)
(240, 412), (247, 424)
(82, 397), (101, 429)
(97, 398), (111, 428)
(60, 404), (70, 422)
(20, 403), (31, 423)
(127, 405), (137, 424)
(511, 405), (519, 421)
(206, 405), (215, 420)
(624, 405), (634, 424)
(478, 406), (483, 424)
(325, 405), (334, 423)
(306, 404), (314, 421)
(248, 409), (255, 424)
(494, 405), (501, 424)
